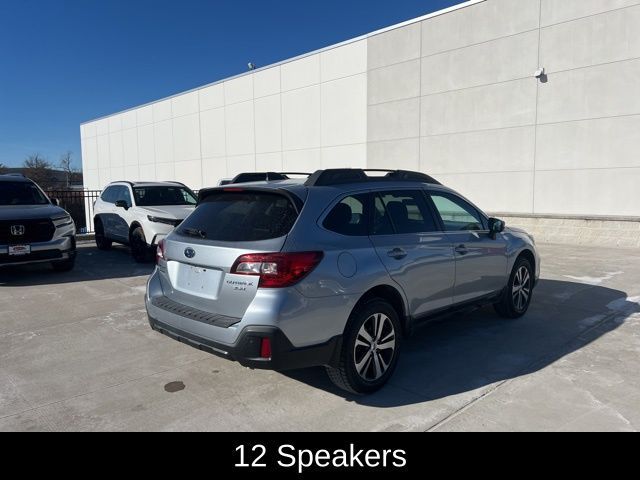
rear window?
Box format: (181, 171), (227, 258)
(179, 192), (299, 242)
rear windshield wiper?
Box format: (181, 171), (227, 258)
(182, 227), (207, 239)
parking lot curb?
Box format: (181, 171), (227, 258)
(77, 233), (95, 243)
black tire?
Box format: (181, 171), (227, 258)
(130, 226), (152, 263)
(52, 258), (75, 272)
(494, 257), (534, 319)
(326, 299), (401, 395)
(94, 218), (112, 251)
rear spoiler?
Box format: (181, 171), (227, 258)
(197, 186), (305, 214)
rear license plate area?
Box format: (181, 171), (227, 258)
(173, 264), (222, 300)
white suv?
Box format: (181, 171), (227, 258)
(93, 181), (197, 262)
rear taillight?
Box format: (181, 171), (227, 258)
(156, 239), (166, 265)
(230, 252), (323, 288)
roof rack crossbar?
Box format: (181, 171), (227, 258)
(303, 169), (441, 187)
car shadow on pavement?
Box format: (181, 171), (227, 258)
(0, 243), (154, 286)
(282, 279), (639, 407)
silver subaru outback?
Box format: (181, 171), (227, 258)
(146, 169), (539, 394)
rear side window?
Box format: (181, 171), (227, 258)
(373, 190), (438, 235)
(323, 194), (369, 236)
(429, 192), (485, 231)
(179, 192), (299, 242)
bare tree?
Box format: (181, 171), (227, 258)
(23, 153), (50, 170)
(23, 154), (53, 189)
(59, 151), (74, 188)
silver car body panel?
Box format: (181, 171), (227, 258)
(146, 178), (540, 351)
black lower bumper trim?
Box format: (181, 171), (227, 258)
(148, 315), (342, 371)
(151, 296), (240, 328)
(0, 249), (64, 265)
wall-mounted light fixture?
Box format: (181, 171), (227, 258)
(534, 67), (547, 83)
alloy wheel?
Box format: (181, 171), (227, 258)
(512, 266), (531, 312)
(353, 313), (396, 381)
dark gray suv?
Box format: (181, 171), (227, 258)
(0, 174), (76, 271)
(146, 169), (539, 394)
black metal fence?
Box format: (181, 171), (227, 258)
(47, 190), (101, 234)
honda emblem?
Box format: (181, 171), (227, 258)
(10, 225), (25, 236)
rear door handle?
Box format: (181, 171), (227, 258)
(455, 244), (468, 255)
(387, 248), (407, 260)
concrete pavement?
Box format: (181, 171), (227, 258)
(0, 242), (638, 431)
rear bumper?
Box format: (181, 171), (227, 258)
(148, 313), (342, 370)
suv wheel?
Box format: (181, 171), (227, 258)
(494, 257), (534, 319)
(326, 299), (401, 394)
(130, 227), (152, 263)
(94, 218), (112, 250)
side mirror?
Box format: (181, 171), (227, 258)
(51, 198), (60, 206)
(115, 200), (129, 210)
(488, 217), (505, 239)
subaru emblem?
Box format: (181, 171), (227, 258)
(10, 225), (25, 236)
(184, 248), (196, 259)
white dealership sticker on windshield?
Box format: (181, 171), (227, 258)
(8, 244), (31, 256)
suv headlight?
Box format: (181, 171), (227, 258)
(52, 214), (74, 228)
(148, 215), (181, 226)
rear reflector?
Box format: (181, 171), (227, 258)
(230, 251), (323, 288)
(260, 338), (272, 359)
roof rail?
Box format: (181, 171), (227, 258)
(163, 181), (187, 187)
(225, 171), (313, 185)
(230, 172), (284, 184)
(304, 169), (441, 187)
(229, 172), (276, 183)
(110, 180), (135, 186)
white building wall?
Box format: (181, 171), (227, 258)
(81, 39), (368, 191)
(81, 0), (640, 219)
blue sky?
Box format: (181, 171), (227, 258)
(0, 0), (461, 169)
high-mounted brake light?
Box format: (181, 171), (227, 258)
(230, 252), (323, 288)
(223, 188), (244, 192)
(156, 239), (166, 265)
